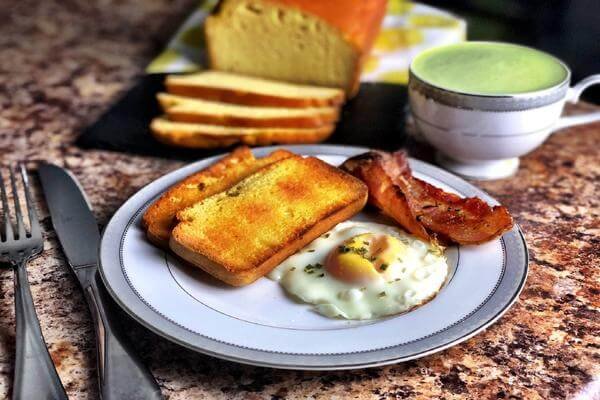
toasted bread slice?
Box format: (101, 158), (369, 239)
(170, 156), (368, 286)
(143, 147), (295, 247)
(165, 71), (345, 108)
(157, 93), (339, 128)
(151, 117), (334, 148)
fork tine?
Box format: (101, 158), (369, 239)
(10, 167), (27, 240)
(20, 164), (41, 239)
(0, 171), (14, 241)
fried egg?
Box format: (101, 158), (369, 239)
(268, 221), (448, 320)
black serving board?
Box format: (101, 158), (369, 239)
(77, 74), (409, 160)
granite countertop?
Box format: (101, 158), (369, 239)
(0, 1), (598, 399)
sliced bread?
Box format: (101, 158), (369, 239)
(142, 147), (295, 247)
(150, 117), (335, 148)
(170, 156), (368, 286)
(157, 93), (339, 128)
(165, 71), (345, 108)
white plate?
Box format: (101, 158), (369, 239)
(99, 145), (528, 370)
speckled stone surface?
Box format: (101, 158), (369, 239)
(0, 1), (599, 399)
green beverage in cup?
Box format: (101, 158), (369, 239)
(408, 41), (600, 180)
(411, 42), (568, 95)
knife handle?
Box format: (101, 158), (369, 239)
(76, 267), (163, 400)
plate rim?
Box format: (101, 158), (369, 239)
(99, 144), (528, 370)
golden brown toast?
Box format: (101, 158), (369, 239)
(143, 147), (295, 247)
(169, 156), (368, 286)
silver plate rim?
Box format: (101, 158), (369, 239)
(99, 144), (528, 370)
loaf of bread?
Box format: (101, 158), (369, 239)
(165, 71), (345, 108)
(170, 156), (368, 286)
(205, 0), (387, 96)
(150, 117), (335, 148)
(157, 93), (339, 128)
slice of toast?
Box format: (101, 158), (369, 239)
(150, 117), (334, 149)
(170, 156), (368, 286)
(157, 93), (339, 128)
(165, 71), (345, 108)
(143, 147), (295, 247)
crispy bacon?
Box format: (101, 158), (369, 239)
(341, 151), (514, 245)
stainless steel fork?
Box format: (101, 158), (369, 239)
(0, 165), (68, 400)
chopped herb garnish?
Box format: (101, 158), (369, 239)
(360, 287), (367, 291)
(337, 245), (376, 262)
(338, 245), (351, 254)
(378, 291), (387, 298)
(303, 263), (323, 273)
(323, 233), (330, 238)
(362, 241), (370, 246)
(355, 247), (368, 257)
(290, 267), (296, 271)
(397, 257), (403, 262)
(380, 263), (388, 271)
(318, 273), (325, 278)
(197, 182), (206, 191)
(306, 249), (315, 253)
(395, 278), (401, 282)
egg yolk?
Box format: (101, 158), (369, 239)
(325, 233), (406, 284)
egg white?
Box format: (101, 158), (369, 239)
(268, 221), (449, 320)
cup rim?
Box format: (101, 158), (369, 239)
(408, 41), (572, 101)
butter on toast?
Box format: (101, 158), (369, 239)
(169, 156), (368, 286)
(143, 147), (295, 247)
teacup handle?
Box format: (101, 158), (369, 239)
(555, 74), (600, 130)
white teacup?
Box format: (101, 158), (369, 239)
(408, 60), (600, 180)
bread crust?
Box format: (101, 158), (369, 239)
(157, 93), (340, 128)
(165, 109), (338, 128)
(150, 117), (335, 149)
(166, 81), (345, 108)
(153, 131), (239, 149)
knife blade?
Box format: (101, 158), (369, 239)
(38, 163), (163, 400)
(38, 164), (99, 269)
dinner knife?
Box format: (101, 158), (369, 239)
(38, 163), (163, 400)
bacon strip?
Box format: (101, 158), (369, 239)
(341, 151), (514, 245)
